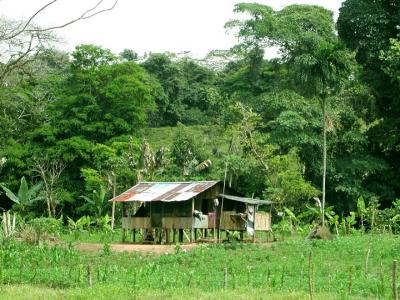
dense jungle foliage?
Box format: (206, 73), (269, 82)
(0, 1), (399, 224)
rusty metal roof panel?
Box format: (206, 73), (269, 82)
(110, 181), (219, 202)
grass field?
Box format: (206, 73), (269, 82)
(1, 234), (399, 299)
(0, 285), (370, 300)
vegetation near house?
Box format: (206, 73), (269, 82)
(0, 0), (400, 299)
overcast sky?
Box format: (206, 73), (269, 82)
(1, 0), (344, 58)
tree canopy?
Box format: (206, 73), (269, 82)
(0, 2), (398, 219)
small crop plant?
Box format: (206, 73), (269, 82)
(0, 234), (399, 299)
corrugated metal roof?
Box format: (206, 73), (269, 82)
(110, 181), (219, 202)
(220, 194), (273, 205)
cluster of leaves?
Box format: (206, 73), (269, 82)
(0, 1), (399, 220)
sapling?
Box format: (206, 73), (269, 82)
(357, 196), (366, 233)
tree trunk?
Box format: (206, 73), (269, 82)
(322, 97), (327, 227)
(111, 175), (116, 230)
(44, 187), (52, 218)
(46, 195), (52, 218)
(219, 162), (228, 243)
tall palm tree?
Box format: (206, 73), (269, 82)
(291, 40), (351, 225)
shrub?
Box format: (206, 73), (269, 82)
(19, 217), (63, 244)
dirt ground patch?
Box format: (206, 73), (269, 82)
(73, 240), (275, 254)
(74, 242), (198, 254)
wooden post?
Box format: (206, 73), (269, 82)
(179, 229), (183, 243)
(308, 251), (313, 300)
(393, 260), (398, 300)
(132, 229), (136, 242)
(111, 201), (116, 231)
(348, 266), (353, 295)
(365, 236), (372, 277)
(173, 228), (176, 243)
(214, 201), (217, 243)
(219, 162), (228, 243)
(111, 174), (116, 231)
(149, 201), (152, 229)
(166, 229), (170, 244)
(191, 198), (195, 242)
(252, 205), (256, 243)
(121, 203), (126, 242)
(240, 231), (244, 241)
(224, 267), (228, 289)
(87, 264), (92, 288)
(204, 229), (208, 238)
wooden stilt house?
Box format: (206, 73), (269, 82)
(110, 181), (272, 243)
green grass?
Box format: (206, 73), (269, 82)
(0, 285), (362, 300)
(0, 285), (369, 300)
(1, 234), (399, 299)
(60, 228), (125, 244)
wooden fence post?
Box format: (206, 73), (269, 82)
(348, 266), (353, 295)
(87, 264), (92, 288)
(308, 251), (313, 300)
(224, 267), (228, 289)
(365, 236), (372, 277)
(191, 198), (195, 242)
(393, 260), (398, 300)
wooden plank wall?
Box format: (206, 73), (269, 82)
(122, 217), (151, 229)
(162, 217), (192, 229)
(254, 212), (271, 231)
(220, 211), (246, 230)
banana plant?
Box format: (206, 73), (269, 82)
(345, 212), (357, 235)
(300, 205), (338, 235)
(0, 177), (43, 213)
(325, 209), (340, 237)
(80, 187), (107, 218)
(96, 215), (112, 231)
(366, 197), (380, 231)
(0, 157), (6, 174)
(67, 216), (93, 240)
(389, 199), (400, 233)
(282, 207), (299, 234)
